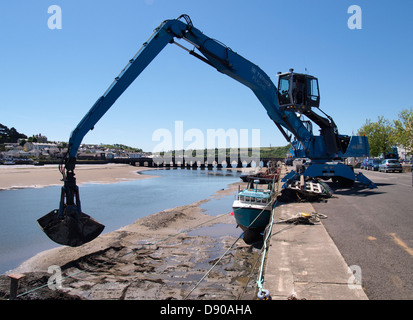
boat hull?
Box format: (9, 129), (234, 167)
(232, 201), (272, 231)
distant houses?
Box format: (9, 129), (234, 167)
(1, 129), (151, 163)
(1, 140), (150, 163)
(1, 141), (62, 161)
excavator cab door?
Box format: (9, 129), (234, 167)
(277, 70), (320, 112)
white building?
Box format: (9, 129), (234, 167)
(24, 142), (58, 152)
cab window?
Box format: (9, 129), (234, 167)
(277, 76), (291, 105)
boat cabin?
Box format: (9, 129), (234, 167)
(237, 189), (271, 205)
(237, 179), (273, 205)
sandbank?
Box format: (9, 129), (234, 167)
(0, 163), (158, 190)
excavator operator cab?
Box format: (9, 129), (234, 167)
(277, 69), (320, 113)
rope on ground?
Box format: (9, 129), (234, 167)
(275, 212), (327, 225)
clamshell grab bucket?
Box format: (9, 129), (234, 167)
(37, 208), (105, 247)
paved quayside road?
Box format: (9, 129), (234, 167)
(312, 169), (413, 299)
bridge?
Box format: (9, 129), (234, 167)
(111, 156), (283, 168)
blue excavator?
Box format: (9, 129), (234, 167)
(37, 15), (376, 246)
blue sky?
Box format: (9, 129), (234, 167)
(1, 0), (412, 152)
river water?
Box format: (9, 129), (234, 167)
(0, 168), (241, 274)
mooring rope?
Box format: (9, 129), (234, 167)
(255, 170), (282, 300)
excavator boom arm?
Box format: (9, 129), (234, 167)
(67, 15), (312, 161)
(68, 19), (182, 158)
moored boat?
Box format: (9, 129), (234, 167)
(232, 180), (275, 232)
(240, 163), (280, 184)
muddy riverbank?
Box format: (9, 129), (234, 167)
(0, 180), (262, 300)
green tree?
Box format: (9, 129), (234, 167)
(357, 116), (395, 157)
(393, 107), (413, 155)
(0, 123), (27, 143)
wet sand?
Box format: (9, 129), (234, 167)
(0, 165), (260, 300)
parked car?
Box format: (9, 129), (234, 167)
(360, 158), (369, 169)
(366, 159), (381, 171)
(379, 159), (402, 173)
